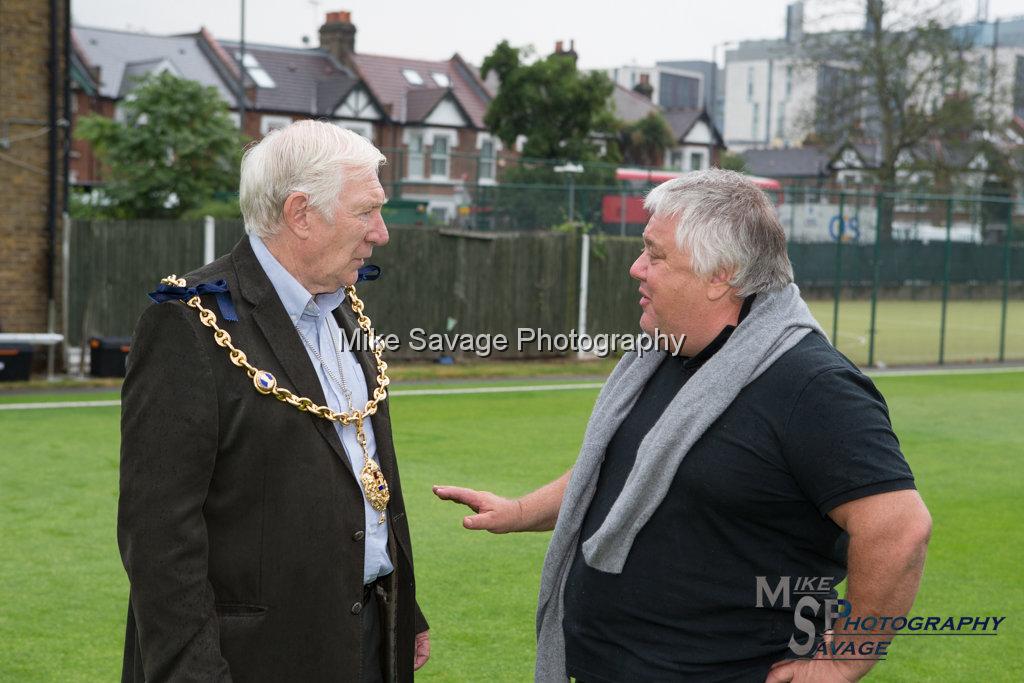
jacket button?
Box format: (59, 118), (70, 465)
(352, 530), (365, 541)
(351, 602), (363, 615)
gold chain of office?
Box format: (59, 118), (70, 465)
(159, 275), (391, 519)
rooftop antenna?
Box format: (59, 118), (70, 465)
(309, 0), (321, 36)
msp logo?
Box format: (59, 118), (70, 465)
(755, 576), (1006, 660)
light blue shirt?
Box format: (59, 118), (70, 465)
(250, 234), (393, 584)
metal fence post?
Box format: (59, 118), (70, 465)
(999, 207), (1013, 362)
(831, 192), (845, 347)
(576, 228), (590, 359)
(939, 198), (953, 365)
(867, 193), (883, 367)
(619, 188), (627, 237)
(203, 215), (216, 265)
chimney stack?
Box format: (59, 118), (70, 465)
(785, 2), (804, 44)
(320, 10), (356, 67)
(633, 73), (654, 100)
(553, 39), (578, 65)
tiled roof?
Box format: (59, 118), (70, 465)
(352, 53), (490, 127)
(219, 41), (358, 116)
(742, 147), (830, 178)
(612, 84), (659, 123)
(405, 87), (449, 122)
(74, 26), (235, 102)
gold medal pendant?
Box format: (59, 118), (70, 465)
(360, 458), (390, 524)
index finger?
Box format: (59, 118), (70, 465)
(432, 485), (482, 504)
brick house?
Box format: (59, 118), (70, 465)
(319, 11), (497, 222)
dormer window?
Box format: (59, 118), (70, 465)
(236, 53), (276, 88)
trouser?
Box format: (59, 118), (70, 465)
(360, 581), (384, 683)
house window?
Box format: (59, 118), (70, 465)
(430, 136), (449, 178)
(670, 150), (683, 169)
(479, 139), (495, 181)
(402, 69), (424, 85)
(785, 65), (793, 97)
(431, 72), (450, 87)
(747, 66), (755, 99)
(237, 53), (276, 89)
(406, 133), (424, 179)
(751, 103), (760, 139)
(776, 110), (786, 138)
(690, 152), (703, 171)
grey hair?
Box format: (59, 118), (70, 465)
(643, 168), (793, 296)
(239, 120), (385, 239)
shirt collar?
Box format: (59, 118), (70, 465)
(681, 294), (756, 370)
(249, 234), (348, 324)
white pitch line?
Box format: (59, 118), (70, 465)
(0, 382), (605, 412)
(393, 382), (603, 397)
(0, 399), (122, 411)
(1, 367), (1022, 412)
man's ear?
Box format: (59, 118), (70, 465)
(282, 191), (312, 239)
(706, 267), (735, 302)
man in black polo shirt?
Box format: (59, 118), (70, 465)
(434, 169), (931, 682)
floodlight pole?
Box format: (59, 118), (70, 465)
(238, 0), (246, 133)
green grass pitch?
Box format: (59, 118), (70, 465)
(1, 370), (1021, 681)
(804, 299), (1024, 368)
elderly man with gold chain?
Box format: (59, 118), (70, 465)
(118, 121), (428, 682)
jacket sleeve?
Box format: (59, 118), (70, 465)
(118, 300), (231, 682)
(414, 601), (429, 634)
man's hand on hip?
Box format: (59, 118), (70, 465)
(765, 658), (861, 683)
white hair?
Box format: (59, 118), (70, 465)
(239, 120), (385, 238)
(643, 168), (793, 296)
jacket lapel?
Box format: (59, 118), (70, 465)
(230, 238), (354, 477)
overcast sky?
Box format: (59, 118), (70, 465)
(72, 0), (1024, 70)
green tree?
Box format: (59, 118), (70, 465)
(481, 41), (618, 162)
(619, 113), (675, 167)
(76, 72), (244, 218)
(717, 151), (747, 173)
(800, 0), (986, 240)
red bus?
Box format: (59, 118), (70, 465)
(603, 168), (783, 225)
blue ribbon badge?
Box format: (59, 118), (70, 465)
(357, 265), (381, 282)
(148, 279), (238, 322)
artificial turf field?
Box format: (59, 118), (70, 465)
(1, 369), (1022, 681)
(803, 299), (1024, 367)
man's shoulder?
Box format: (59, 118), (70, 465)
(768, 331), (859, 381)
(183, 251), (234, 285)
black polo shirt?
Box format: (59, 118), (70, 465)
(563, 311), (916, 683)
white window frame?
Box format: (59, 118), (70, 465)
(430, 136), (450, 179)
(475, 132), (502, 184)
(403, 128), (425, 180)
(260, 115), (292, 136)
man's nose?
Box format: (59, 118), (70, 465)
(629, 254), (645, 281)
(370, 216), (389, 247)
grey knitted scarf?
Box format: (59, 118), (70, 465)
(534, 284), (824, 682)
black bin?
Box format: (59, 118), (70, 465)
(0, 344), (33, 381)
(89, 336), (132, 378)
